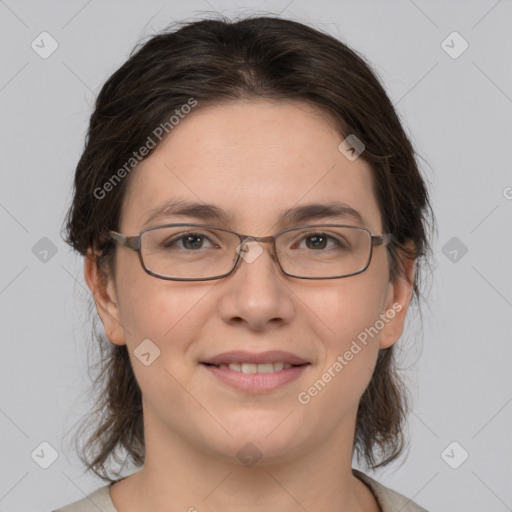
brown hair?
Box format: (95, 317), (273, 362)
(63, 14), (435, 481)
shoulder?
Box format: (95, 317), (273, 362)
(52, 484), (117, 512)
(353, 469), (430, 512)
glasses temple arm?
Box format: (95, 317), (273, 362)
(108, 230), (141, 251)
(371, 233), (393, 246)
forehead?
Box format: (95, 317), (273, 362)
(120, 100), (382, 233)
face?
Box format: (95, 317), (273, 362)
(86, 99), (414, 466)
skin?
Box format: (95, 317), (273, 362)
(85, 99), (415, 512)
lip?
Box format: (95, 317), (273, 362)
(201, 350), (309, 366)
(201, 363), (310, 393)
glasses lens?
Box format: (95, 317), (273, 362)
(276, 225), (371, 278)
(140, 225), (239, 279)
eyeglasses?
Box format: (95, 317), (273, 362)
(107, 223), (393, 281)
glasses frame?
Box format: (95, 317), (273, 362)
(107, 223), (393, 281)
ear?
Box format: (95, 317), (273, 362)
(379, 247), (416, 350)
(84, 248), (126, 346)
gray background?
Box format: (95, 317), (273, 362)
(1, 0), (511, 510)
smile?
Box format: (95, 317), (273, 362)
(201, 362), (310, 393)
(206, 362), (299, 373)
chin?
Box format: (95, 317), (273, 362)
(200, 420), (310, 467)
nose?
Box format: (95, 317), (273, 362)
(217, 238), (295, 331)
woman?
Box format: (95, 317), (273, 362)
(55, 15), (434, 512)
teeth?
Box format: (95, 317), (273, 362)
(217, 362), (294, 373)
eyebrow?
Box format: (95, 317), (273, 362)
(142, 199), (366, 228)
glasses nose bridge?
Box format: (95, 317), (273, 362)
(237, 233), (277, 255)
(241, 234), (276, 244)
(235, 233), (279, 268)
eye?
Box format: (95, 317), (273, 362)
(163, 232), (219, 250)
(296, 232), (348, 251)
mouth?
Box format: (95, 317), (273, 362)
(199, 351), (311, 393)
(201, 361), (309, 373)
(200, 350), (310, 368)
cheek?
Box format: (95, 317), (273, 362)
(300, 287), (382, 418)
(308, 269), (388, 345)
(115, 262), (219, 377)
(114, 248), (197, 338)
(303, 266), (388, 390)
(114, 278), (203, 406)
